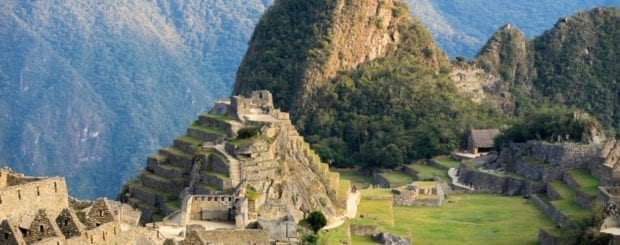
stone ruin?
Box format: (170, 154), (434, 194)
(391, 181), (445, 207)
(0, 167), (153, 245)
(120, 91), (350, 244)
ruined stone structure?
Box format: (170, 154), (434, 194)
(122, 91), (348, 243)
(391, 181), (444, 207)
(0, 167), (154, 245)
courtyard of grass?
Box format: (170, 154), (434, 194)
(350, 190), (556, 245)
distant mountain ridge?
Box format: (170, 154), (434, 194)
(0, 0), (272, 198)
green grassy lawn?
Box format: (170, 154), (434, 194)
(432, 155), (461, 169)
(548, 181), (592, 219)
(567, 169), (600, 196)
(331, 168), (373, 188)
(358, 189), (394, 225)
(342, 190), (557, 244)
(385, 194), (556, 244)
(407, 163), (450, 182)
(351, 235), (378, 244)
(319, 220), (351, 244)
(379, 172), (414, 187)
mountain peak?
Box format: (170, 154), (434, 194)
(233, 0), (447, 116)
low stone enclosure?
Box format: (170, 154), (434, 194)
(0, 167), (154, 245)
(451, 140), (620, 244)
(391, 181), (444, 207)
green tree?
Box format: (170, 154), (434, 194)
(304, 211), (328, 233)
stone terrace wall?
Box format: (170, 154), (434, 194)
(458, 167), (545, 195)
(531, 194), (569, 226)
(0, 177), (69, 220)
(538, 228), (562, 245)
(497, 142), (601, 181)
(185, 228), (270, 245)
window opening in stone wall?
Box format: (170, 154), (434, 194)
(39, 225), (44, 233)
(17, 190), (20, 200)
(54, 182), (57, 192)
(99, 210), (103, 216)
(4, 232), (9, 239)
(37, 186), (40, 196)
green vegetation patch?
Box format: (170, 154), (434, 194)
(407, 163), (450, 183)
(165, 199), (181, 211)
(331, 168), (373, 188)
(176, 135), (203, 145)
(203, 113), (232, 123)
(432, 155), (461, 169)
(378, 172), (414, 187)
(359, 189), (394, 225)
(567, 169), (600, 197)
(548, 181), (592, 219)
(386, 194), (555, 244)
(227, 136), (260, 147)
(164, 147), (193, 158)
(319, 220), (351, 245)
(189, 123), (227, 136)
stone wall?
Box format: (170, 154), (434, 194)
(496, 141), (602, 182)
(373, 172), (391, 188)
(0, 169), (8, 188)
(185, 228), (270, 245)
(0, 177), (69, 221)
(538, 228), (562, 245)
(350, 224), (380, 236)
(457, 167), (545, 195)
(531, 194), (569, 226)
(188, 195), (236, 221)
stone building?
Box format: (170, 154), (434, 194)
(0, 167), (153, 244)
(467, 129), (500, 154)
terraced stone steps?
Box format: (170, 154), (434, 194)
(187, 124), (227, 142)
(215, 144), (241, 187)
(173, 135), (202, 153)
(159, 147), (194, 171)
(139, 170), (186, 193)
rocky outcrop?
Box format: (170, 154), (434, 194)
(475, 24), (535, 89)
(373, 232), (411, 245)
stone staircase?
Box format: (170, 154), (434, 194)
(215, 144), (241, 187)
